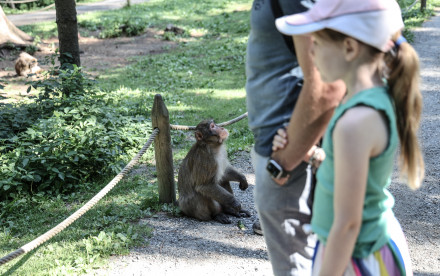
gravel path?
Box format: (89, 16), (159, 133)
(92, 152), (272, 276)
(92, 8), (440, 276)
(7, 0), (151, 26)
(388, 8), (440, 275)
(8, 3), (438, 275)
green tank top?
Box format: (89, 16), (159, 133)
(311, 87), (399, 258)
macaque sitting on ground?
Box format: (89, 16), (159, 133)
(177, 119), (250, 224)
(15, 52), (43, 77)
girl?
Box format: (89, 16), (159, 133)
(273, 0), (425, 275)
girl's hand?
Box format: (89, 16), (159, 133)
(307, 146), (326, 173)
(272, 128), (288, 152)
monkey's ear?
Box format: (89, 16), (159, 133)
(195, 131), (203, 141)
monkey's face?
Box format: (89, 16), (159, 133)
(28, 59), (37, 69)
(210, 122), (229, 143)
(195, 120), (229, 145)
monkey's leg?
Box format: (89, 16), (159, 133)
(215, 180), (250, 218)
(193, 197), (231, 224)
(206, 198), (231, 224)
(179, 194), (211, 221)
(196, 182), (238, 207)
(217, 178), (251, 218)
(196, 182), (241, 214)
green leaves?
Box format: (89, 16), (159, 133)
(0, 91), (152, 200)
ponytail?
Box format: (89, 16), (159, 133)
(385, 33), (425, 189)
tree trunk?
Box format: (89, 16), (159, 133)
(55, 0), (80, 67)
(0, 6), (34, 48)
(421, 0), (426, 12)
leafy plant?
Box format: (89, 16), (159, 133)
(0, 94), (152, 199)
(78, 15), (149, 38)
(27, 51), (97, 99)
(4, 0), (439, 274)
(398, 0), (440, 41)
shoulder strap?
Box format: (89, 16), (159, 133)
(270, 0), (296, 56)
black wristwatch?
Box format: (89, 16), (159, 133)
(266, 159), (290, 179)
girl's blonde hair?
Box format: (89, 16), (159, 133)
(385, 32), (424, 189)
(316, 29), (425, 189)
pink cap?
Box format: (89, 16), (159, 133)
(276, 0), (404, 52)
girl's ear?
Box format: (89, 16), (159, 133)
(343, 37), (360, 62)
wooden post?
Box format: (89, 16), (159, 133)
(152, 94), (176, 204)
(7, 0), (15, 9)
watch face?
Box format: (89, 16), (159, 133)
(266, 160), (282, 178)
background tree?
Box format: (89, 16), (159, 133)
(421, 0), (426, 11)
(55, 0), (81, 67)
(0, 6), (33, 48)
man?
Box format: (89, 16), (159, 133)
(246, 0), (345, 275)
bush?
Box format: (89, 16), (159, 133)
(78, 16), (148, 38)
(0, 94), (152, 200)
(28, 53), (97, 99)
(1, 58), (152, 200)
(0, 101), (54, 140)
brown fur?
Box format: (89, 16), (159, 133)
(177, 119), (250, 224)
(15, 52), (43, 77)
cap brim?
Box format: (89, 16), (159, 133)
(276, 14), (326, 36)
(276, 9), (404, 52)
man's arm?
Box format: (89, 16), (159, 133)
(271, 34), (346, 172)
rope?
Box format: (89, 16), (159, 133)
(402, 0), (419, 16)
(170, 112), (248, 130)
(0, 112), (246, 266)
(0, 128), (159, 266)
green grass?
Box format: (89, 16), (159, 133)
(0, 174), (157, 275)
(1, 0), (253, 274)
(1, 0), (439, 274)
(398, 0), (440, 41)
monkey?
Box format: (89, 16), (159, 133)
(15, 52), (43, 77)
(177, 119), (251, 224)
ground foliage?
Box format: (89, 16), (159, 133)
(0, 0), (438, 274)
(0, 0), (252, 201)
(0, 54), (153, 200)
(1, 0), (251, 273)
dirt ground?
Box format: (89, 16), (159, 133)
(0, 27), (176, 102)
(1, 7), (439, 276)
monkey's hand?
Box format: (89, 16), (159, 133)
(223, 200), (242, 217)
(214, 213), (232, 224)
(239, 209), (251, 217)
(239, 179), (248, 190)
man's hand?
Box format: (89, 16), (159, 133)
(272, 127), (288, 152)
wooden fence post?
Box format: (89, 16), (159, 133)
(7, 0), (16, 9)
(152, 94), (176, 204)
